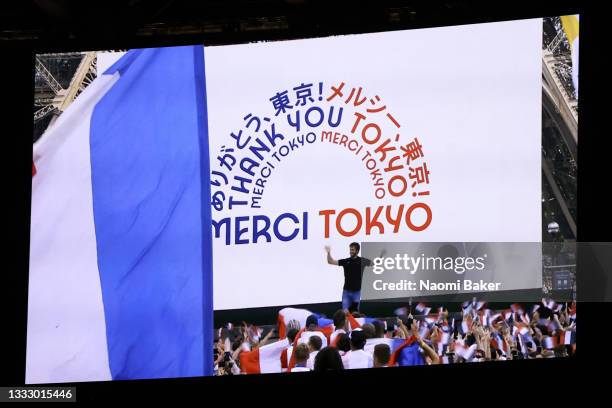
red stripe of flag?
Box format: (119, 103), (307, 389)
(388, 336), (418, 366)
(346, 313), (362, 330)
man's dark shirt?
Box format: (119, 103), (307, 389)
(338, 256), (372, 291)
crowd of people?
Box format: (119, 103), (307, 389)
(213, 299), (576, 375)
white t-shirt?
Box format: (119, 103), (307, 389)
(340, 351), (349, 369)
(345, 349), (373, 369)
(290, 366), (311, 372)
(306, 350), (319, 369)
(298, 331), (328, 348)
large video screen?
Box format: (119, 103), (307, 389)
(28, 16), (578, 383)
(205, 19), (543, 310)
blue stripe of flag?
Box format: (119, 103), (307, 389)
(90, 45), (213, 379)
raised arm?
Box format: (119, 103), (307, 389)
(226, 337), (243, 362)
(258, 327), (276, 347)
(414, 320), (440, 364)
(231, 343), (243, 361)
(418, 337), (440, 365)
(396, 317), (411, 339)
(325, 246), (339, 265)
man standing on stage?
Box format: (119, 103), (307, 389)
(325, 242), (373, 312)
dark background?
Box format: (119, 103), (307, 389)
(1, 0), (607, 400)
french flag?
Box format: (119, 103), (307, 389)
(542, 336), (558, 350)
(415, 303), (431, 315)
(478, 309), (490, 327)
(383, 338), (408, 357)
(424, 315), (437, 325)
(491, 334), (509, 355)
(347, 313), (362, 330)
(287, 325), (334, 370)
(510, 303), (524, 314)
(520, 313), (531, 325)
(277, 307), (314, 339)
(513, 324), (530, 337)
(474, 300), (487, 311)
(461, 300), (472, 315)
(418, 322), (430, 339)
(348, 315), (378, 328)
(460, 316), (472, 334)
(27, 46), (213, 383)
(489, 312), (502, 324)
(280, 345), (293, 371)
(388, 337), (424, 366)
(364, 337), (403, 355)
(239, 338), (290, 374)
(559, 330), (575, 345)
(542, 298), (556, 311)
(455, 342), (477, 361)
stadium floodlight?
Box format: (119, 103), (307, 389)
(547, 221), (560, 235)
